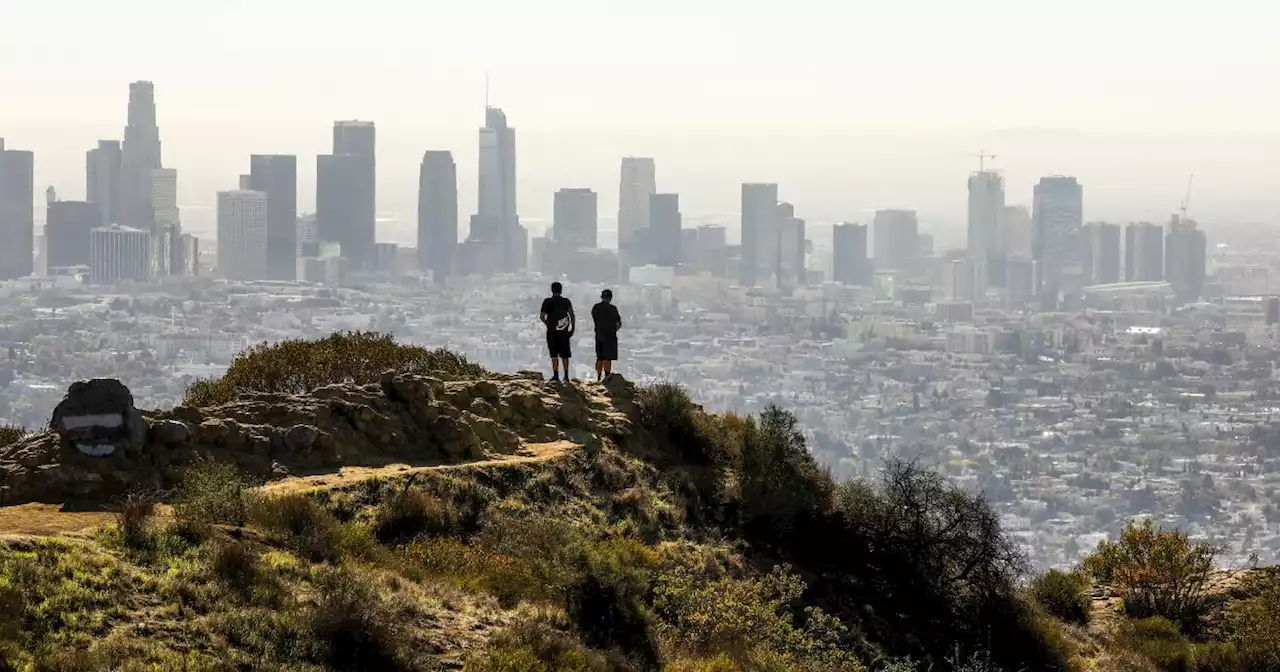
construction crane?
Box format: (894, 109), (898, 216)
(968, 150), (997, 172)
(1179, 173), (1195, 222)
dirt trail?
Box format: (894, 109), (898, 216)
(0, 440), (577, 538)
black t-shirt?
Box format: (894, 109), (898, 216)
(541, 295), (574, 333)
(591, 302), (621, 340)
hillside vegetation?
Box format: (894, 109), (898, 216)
(0, 332), (1276, 671)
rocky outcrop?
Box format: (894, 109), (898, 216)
(0, 371), (636, 506)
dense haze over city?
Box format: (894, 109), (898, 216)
(5, 0), (1280, 572)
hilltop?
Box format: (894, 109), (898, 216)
(0, 332), (1275, 671)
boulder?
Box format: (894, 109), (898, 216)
(49, 379), (146, 458)
(151, 419), (190, 445)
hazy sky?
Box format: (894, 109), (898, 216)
(4, 0), (1280, 246)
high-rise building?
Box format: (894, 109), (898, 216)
(86, 140), (122, 225)
(968, 170), (1005, 258)
(417, 150), (457, 282)
(832, 223), (870, 286)
(553, 188), (598, 249)
(1032, 176), (1083, 303)
(0, 140), (34, 280)
(118, 81), (163, 231)
(148, 168), (182, 276)
(89, 224), (151, 284)
(872, 209), (919, 270)
(317, 121), (375, 270)
(216, 190), (268, 281)
(739, 183), (779, 287)
(46, 200), (102, 269)
(648, 193), (681, 267)
(1165, 216), (1207, 302)
(471, 107), (524, 271)
(1124, 222), (1164, 282)
(1001, 205), (1032, 256)
(1082, 222), (1122, 285)
(248, 155), (298, 281)
(778, 202), (806, 287)
(618, 157), (656, 254)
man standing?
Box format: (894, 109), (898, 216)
(591, 288), (622, 382)
(539, 281), (575, 383)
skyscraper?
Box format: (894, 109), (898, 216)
(217, 190), (268, 281)
(967, 170), (1005, 267)
(1082, 222), (1121, 285)
(471, 107), (524, 271)
(619, 157), (656, 254)
(872, 209), (919, 270)
(553, 188), (598, 249)
(778, 202), (806, 288)
(1125, 222), (1164, 282)
(832, 223), (870, 286)
(1165, 216), (1207, 302)
(89, 224), (151, 284)
(249, 155), (298, 281)
(118, 81), (163, 231)
(46, 200), (102, 269)
(0, 139), (34, 280)
(1001, 205), (1032, 257)
(317, 121), (376, 270)
(648, 193), (681, 268)
(417, 150), (458, 282)
(86, 140), (121, 226)
(739, 183), (780, 287)
(1032, 176), (1083, 304)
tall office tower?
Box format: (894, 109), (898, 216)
(739, 183), (780, 287)
(248, 155), (298, 280)
(648, 193), (681, 267)
(832, 222), (871, 286)
(1001, 205), (1032, 256)
(872, 209), (919, 270)
(0, 140), (35, 280)
(416, 150), (458, 281)
(1082, 222), (1122, 285)
(46, 200), (103, 269)
(1165, 216), (1207, 302)
(1032, 176), (1083, 304)
(618, 157), (656, 255)
(778, 202), (806, 287)
(317, 121), (376, 270)
(968, 170), (1005, 283)
(472, 107), (524, 271)
(1124, 222), (1164, 282)
(216, 190), (268, 281)
(552, 188), (598, 249)
(118, 81), (163, 231)
(149, 168), (181, 275)
(89, 224), (151, 284)
(86, 140), (122, 225)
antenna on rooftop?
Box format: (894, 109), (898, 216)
(968, 150), (997, 172)
(484, 71), (490, 109)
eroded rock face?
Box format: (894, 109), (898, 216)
(0, 371), (637, 506)
(50, 379), (146, 458)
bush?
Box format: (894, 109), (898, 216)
(567, 559), (660, 669)
(173, 461), (254, 531)
(1224, 571), (1280, 671)
(1191, 642), (1241, 672)
(1082, 519), (1218, 631)
(308, 567), (409, 671)
(0, 424), (28, 448)
(636, 383), (715, 464)
(399, 538), (553, 607)
(1114, 617), (1193, 672)
(372, 489), (458, 544)
(248, 493), (344, 561)
(209, 541), (262, 600)
(182, 332), (486, 407)
(737, 407), (834, 541)
(1030, 569), (1091, 625)
(114, 495), (156, 551)
(463, 621), (621, 672)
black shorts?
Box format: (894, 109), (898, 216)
(595, 338), (618, 362)
(547, 331), (572, 359)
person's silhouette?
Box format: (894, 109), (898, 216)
(539, 281), (575, 382)
(591, 289), (622, 382)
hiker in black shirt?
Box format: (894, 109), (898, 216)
(539, 281), (575, 383)
(591, 288), (622, 382)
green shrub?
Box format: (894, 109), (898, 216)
(567, 559), (660, 669)
(737, 407), (834, 540)
(463, 621), (620, 672)
(1191, 642), (1241, 672)
(308, 567), (409, 671)
(173, 461), (254, 531)
(1082, 519), (1218, 631)
(636, 382), (716, 464)
(399, 538), (553, 607)
(248, 493), (344, 561)
(182, 331), (486, 407)
(1224, 571), (1280, 671)
(114, 495), (156, 552)
(372, 489), (458, 544)
(1029, 569), (1091, 625)
(209, 541), (262, 600)
(1114, 617), (1193, 672)
(0, 424), (28, 448)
